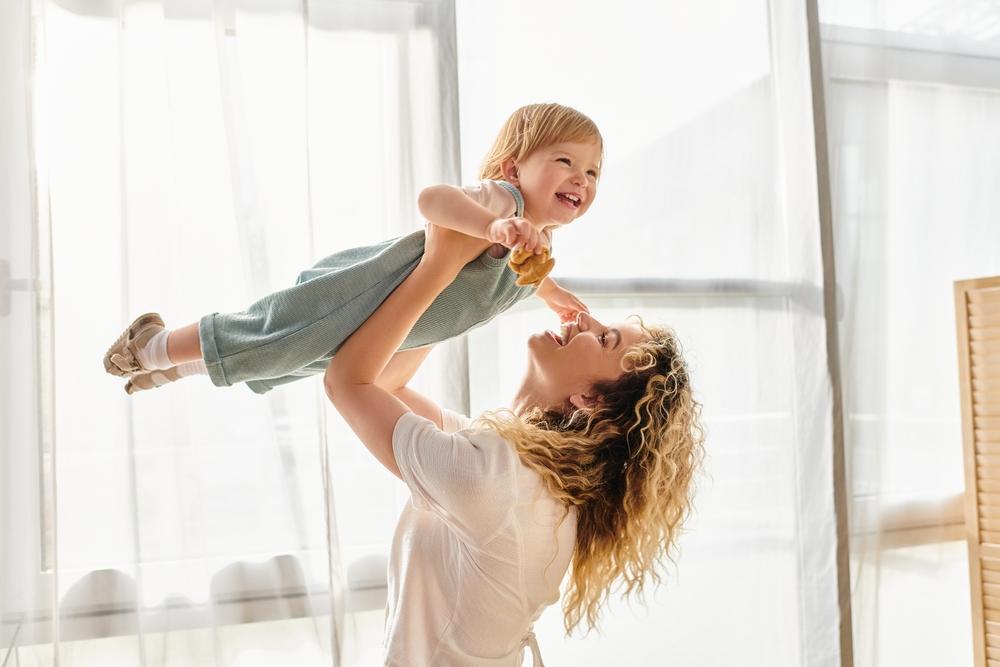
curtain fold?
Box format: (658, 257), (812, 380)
(2, 0), (62, 660)
(3, 1), (460, 664)
(819, 1), (1000, 664)
(457, 1), (844, 664)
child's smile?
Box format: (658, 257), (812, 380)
(557, 192), (582, 209)
(504, 140), (602, 227)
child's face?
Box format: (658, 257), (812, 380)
(502, 140), (602, 227)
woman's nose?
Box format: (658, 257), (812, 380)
(578, 312), (599, 329)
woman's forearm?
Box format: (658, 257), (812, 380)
(331, 261), (455, 385)
(325, 228), (486, 478)
(324, 261), (454, 478)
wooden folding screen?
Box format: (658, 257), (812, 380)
(957, 276), (1000, 667)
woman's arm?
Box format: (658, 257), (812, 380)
(376, 348), (444, 429)
(324, 226), (490, 478)
(418, 185), (545, 255)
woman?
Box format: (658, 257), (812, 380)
(325, 225), (704, 666)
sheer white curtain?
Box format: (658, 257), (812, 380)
(2, 0), (459, 665)
(456, 0), (845, 664)
(820, 2), (1000, 665)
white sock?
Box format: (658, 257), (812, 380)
(175, 360), (207, 377)
(136, 329), (174, 371)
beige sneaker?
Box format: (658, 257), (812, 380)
(124, 366), (183, 394)
(103, 313), (165, 377)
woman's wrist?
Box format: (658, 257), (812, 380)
(412, 260), (461, 291)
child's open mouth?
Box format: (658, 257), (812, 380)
(557, 193), (581, 208)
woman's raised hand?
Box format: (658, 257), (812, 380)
(423, 223), (493, 276)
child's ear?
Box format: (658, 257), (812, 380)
(501, 157), (519, 185)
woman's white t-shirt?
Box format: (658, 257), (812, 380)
(386, 410), (577, 666)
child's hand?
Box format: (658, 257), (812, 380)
(485, 217), (546, 255)
(536, 278), (589, 323)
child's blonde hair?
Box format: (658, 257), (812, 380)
(478, 103), (603, 181)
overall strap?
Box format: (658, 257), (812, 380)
(496, 180), (525, 217)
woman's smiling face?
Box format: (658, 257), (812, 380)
(524, 312), (647, 411)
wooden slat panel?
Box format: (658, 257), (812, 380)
(972, 326), (1000, 342)
(972, 313), (1000, 329)
(975, 341), (1000, 355)
(975, 364), (1000, 380)
(974, 353), (1000, 364)
(977, 378), (1000, 393)
(970, 289), (1000, 304)
(960, 279), (1000, 667)
(972, 396), (1000, 417)
(970, 299), (1000, 315)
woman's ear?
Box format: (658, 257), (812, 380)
(501, 156), (519, 185)
(569, 393), (597, 410)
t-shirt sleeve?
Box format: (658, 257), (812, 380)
(439, 408), (473, 434)
(393, 411), (515, 545)
(461, 181), (518, 219)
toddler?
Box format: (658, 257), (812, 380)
(104, 103), (603, 394)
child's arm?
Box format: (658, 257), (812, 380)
(417, 184), (546, 255)
(535, 277), (589, 323)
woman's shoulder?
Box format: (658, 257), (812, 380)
(395, 412), (520, 482)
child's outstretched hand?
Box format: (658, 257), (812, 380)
(536, 278), (589, 323)
(485, 217), (546, 255)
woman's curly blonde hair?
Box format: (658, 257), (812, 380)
(476, 319), (705, 634)
(478, 103), (603, 182)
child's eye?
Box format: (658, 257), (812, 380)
(557, 157), (571, 165)
(587, 170), (598, 177)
